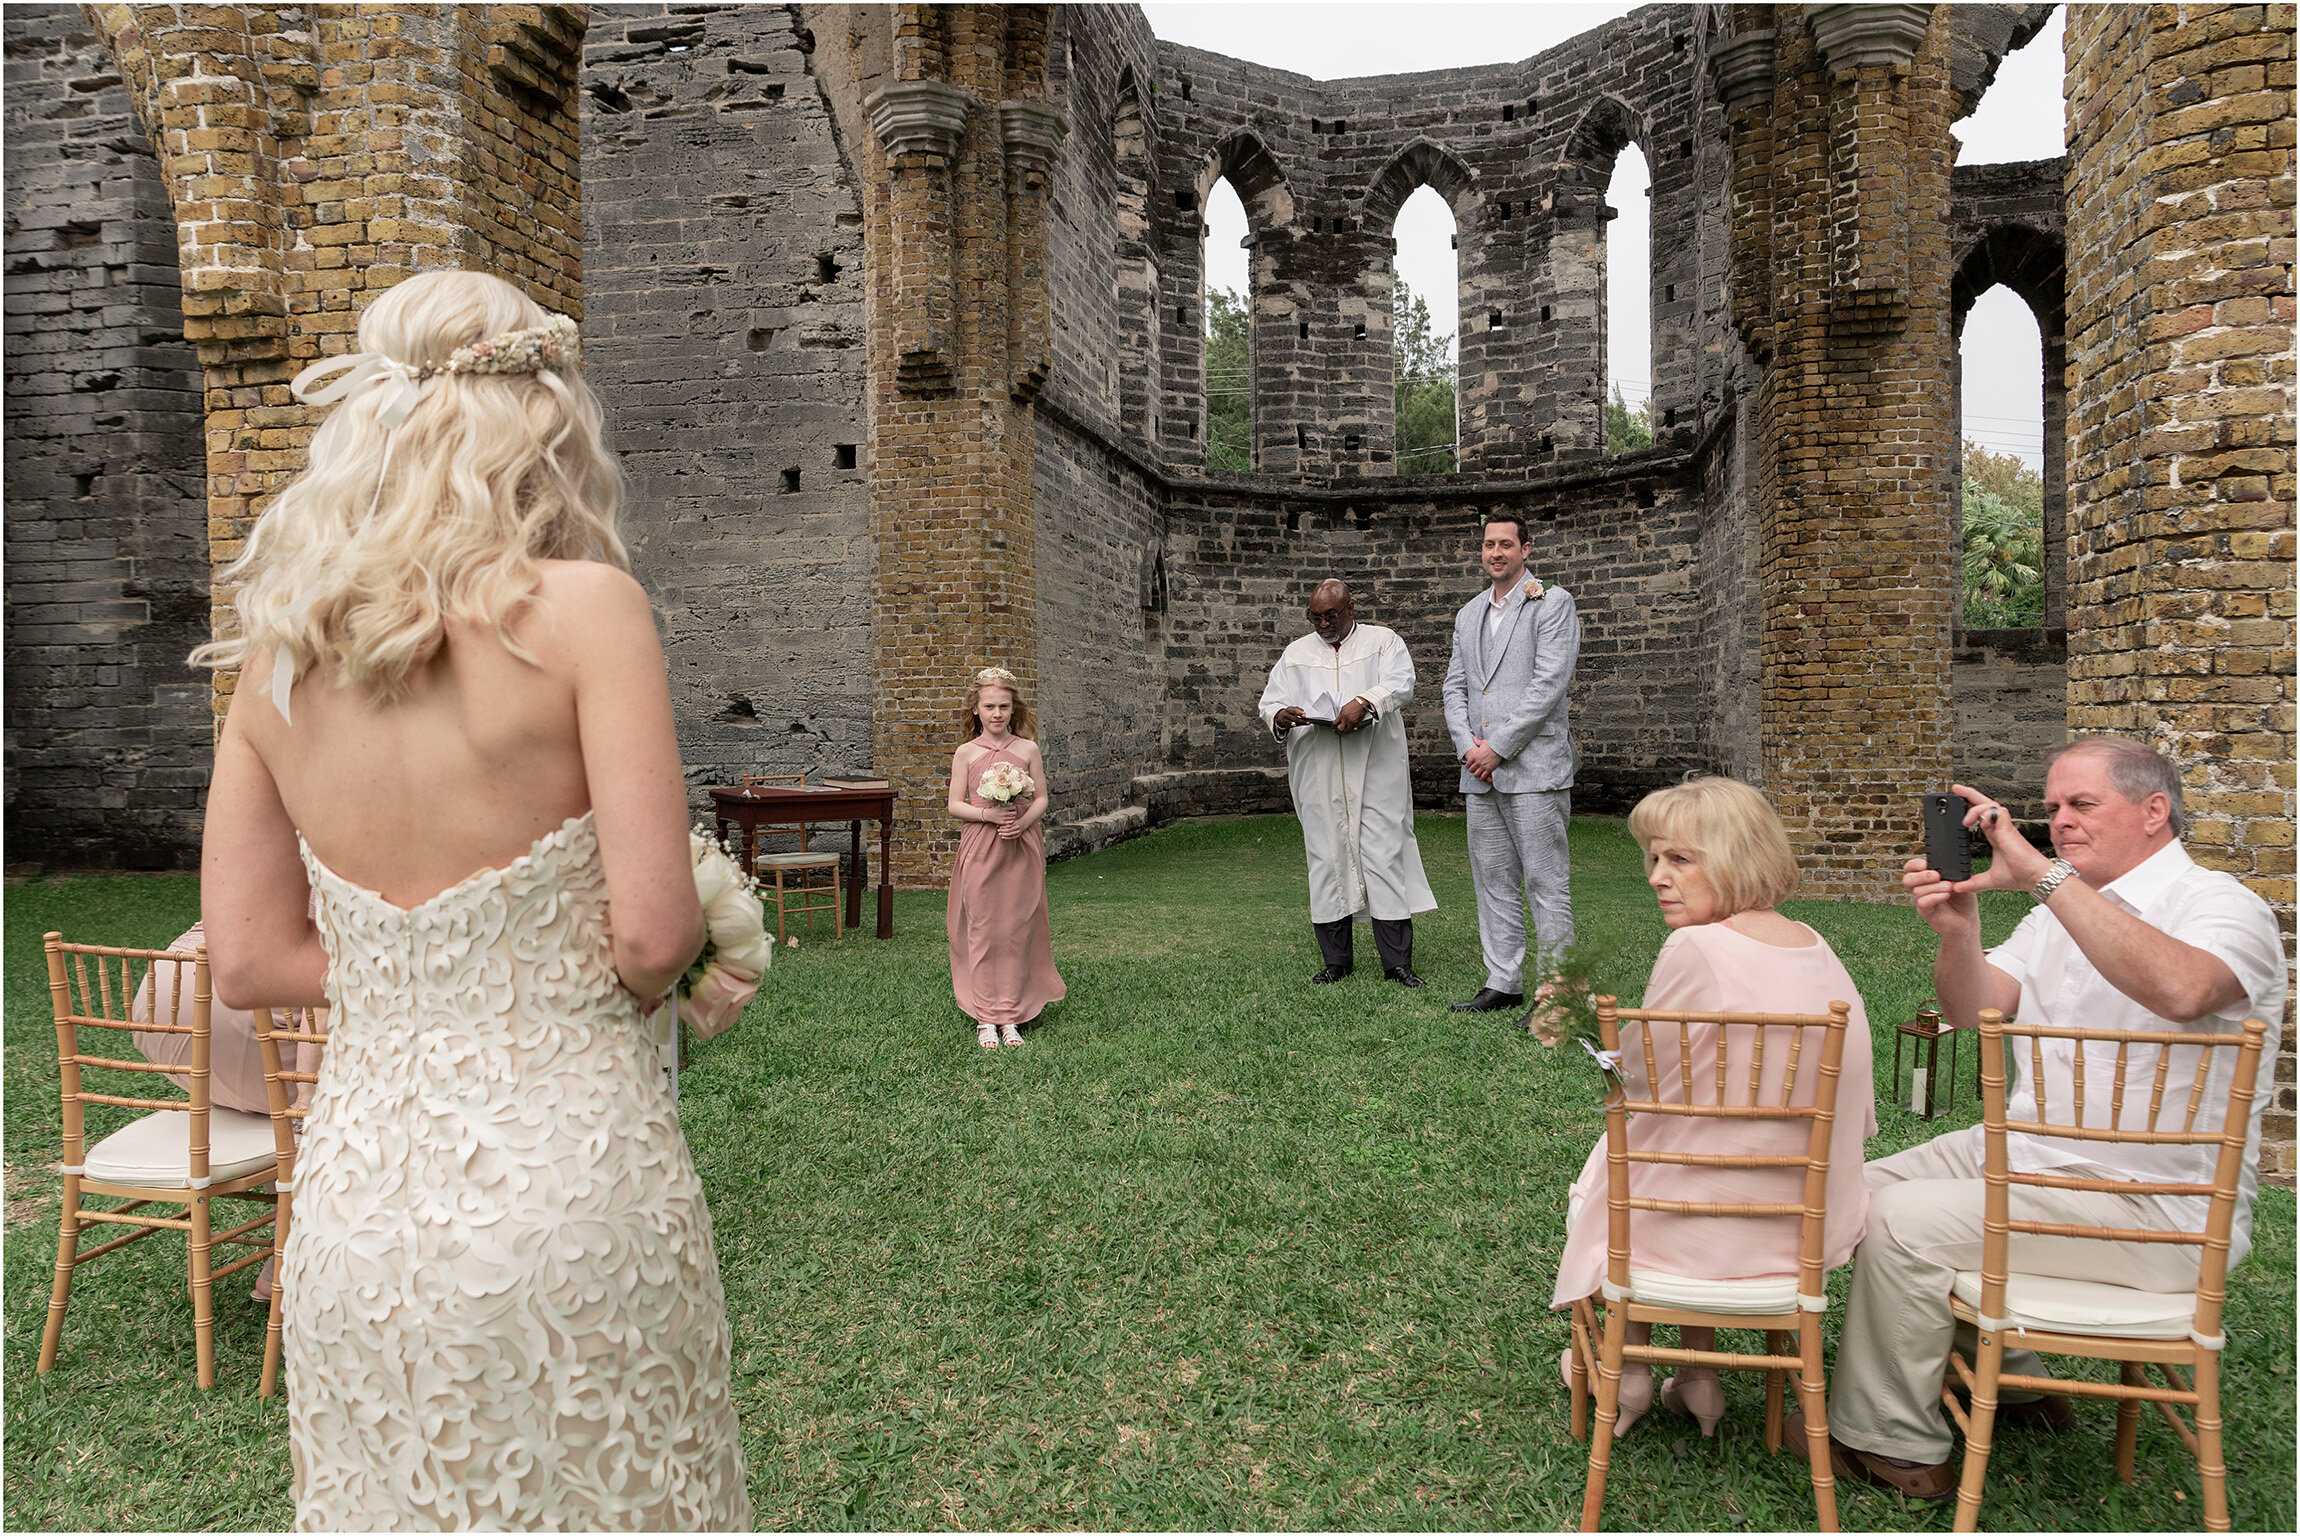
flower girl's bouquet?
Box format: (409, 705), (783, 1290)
(978, 760), (1034, 806)
(677, 827), (771, 1042)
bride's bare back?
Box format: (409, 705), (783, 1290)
(203, 559), (701, 1008)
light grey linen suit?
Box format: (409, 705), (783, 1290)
(1442, 581), (1581, 993)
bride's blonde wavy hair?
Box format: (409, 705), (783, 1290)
(190, 269), (627, 703)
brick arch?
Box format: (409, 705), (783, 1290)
(1361, 137), (1479, 234)
(1951, 221), (2065, 337)
(1196, 129), (1295, 229)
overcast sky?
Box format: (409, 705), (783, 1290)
(1148, 2), (2065, 467)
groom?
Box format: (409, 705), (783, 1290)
(1442, 514), (1581, 1013)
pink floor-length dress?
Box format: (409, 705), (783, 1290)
(948, 740), (1066, 1028)
(1551, 919), (1877, 1307)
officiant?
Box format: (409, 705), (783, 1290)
(1257, 579), (1437, 987)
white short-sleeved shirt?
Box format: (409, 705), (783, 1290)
(1982, 839), (2287, 1267)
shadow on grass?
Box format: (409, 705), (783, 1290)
(6, 816), (2292, 1529)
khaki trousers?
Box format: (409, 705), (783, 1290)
(1828, 1130), (2199, 1463)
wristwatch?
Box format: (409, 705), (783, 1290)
(2033, 858), (2078, 903)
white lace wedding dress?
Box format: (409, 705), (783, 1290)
(284, 811), (752, 1531)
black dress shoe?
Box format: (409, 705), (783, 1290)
(1384, 966), (1426, 988)
(1311, 964), (1353, 984)
(1450, 987), (1524, 1013)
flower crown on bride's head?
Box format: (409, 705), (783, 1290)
(288, 313), (585, 427)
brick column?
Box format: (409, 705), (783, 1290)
(1731, 4), (1959, 897)
(90, 4), (587, 723)
(2063, 3), (2295, 1174)
(863, 5), (1061, 884)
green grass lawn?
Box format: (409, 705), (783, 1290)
(6, 813), (2293, 1530)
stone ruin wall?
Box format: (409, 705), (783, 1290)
(576, 5), (872, 805)
(4, 7), (210, 871)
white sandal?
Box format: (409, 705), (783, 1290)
(999, 1023), (1025, 1047)
(977, 1023), (999, 1051)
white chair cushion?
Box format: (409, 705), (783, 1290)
(754, 851), (839, 869)
(1628, 1268), (1803, 1315)
(84, 1108), (279, 1188)
(1567, 1191), (1807, 1315)
(1951, 1271), (2197, 1340)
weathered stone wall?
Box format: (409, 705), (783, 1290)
(1135, 12), (1727, 479)
(2062, 0), (2295, 1172)
(1952, 627), (2070, 822)
(580, 5), (872, 805)
(3, 5), (209, 871)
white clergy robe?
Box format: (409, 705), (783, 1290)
(1257, 622), (1438, 925)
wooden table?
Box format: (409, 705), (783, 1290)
(711, 784), (897, 938)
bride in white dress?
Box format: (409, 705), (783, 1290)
(196, 271), (752, 1530)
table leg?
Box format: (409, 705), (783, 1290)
(847, 820), (863, 930)
(877, 817), (893, 939)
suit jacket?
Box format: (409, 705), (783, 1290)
(1442, 580), (1581, 794)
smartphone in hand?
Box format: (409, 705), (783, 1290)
(1922, 792), (1974, 882)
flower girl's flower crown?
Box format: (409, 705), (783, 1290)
(973, 666), (1020, 690)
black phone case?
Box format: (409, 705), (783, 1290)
(1922, 793), (1973, 881)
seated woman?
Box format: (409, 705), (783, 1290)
(1552, 777), (1876, 1437)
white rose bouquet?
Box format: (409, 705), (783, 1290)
(978, 761), (1035, 805)
(677, 827), (771, 1042)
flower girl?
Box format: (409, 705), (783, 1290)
(945, 667), (1065, 1048)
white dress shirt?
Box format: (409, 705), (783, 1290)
(1982, 839), (2287, 1267)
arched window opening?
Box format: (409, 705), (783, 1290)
(1957, 284), (2047, 628)
(1393, 184), (1459, 475)
(1202, 176), (1252, 472)
(1603, 141), (1652, 455)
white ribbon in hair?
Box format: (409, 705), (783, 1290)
(268, 351), (428, 726)
(268, 587), (320, 727)
(290, 351), (426, 429)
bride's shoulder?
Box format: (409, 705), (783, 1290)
(517, 561), (654, 657)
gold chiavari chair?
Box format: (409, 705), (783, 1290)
(1567, 996), (1855, 1533)
(1946, 1010), (2271, 1533)
(255, 1005), (330, 1399)
(39, 934), (282, 1389)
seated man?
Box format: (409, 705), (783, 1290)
(1800, 737), (2285, 1499)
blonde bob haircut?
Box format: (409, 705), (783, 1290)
(1626, 776), (1800, 915)
(191, 269), (627, 702)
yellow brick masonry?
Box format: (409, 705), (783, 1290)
(865, 5), (1059, 885)
(2064, 3), (2296, 1174)
(1732, 8), (1963, 899)
(90, 4), (587, 722)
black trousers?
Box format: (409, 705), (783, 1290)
(1313, 917), (1412, 973)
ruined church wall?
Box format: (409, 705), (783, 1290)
(580, 5), (874, 804)
(3, 5), (210, 872)
(1138, 11), (1727, 479)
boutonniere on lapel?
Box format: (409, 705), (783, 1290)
(1521, 576), (1548, 602)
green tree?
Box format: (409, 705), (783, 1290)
(1393, 276), (1457, 474)
(1606, 382), (1652, 454)
(1960, 440), (2047, 628)
(1964, 441), (2044, 516)
(1204, 287), (1252, 472)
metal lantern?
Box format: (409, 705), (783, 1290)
(1893, 1001), (1961, 1120)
